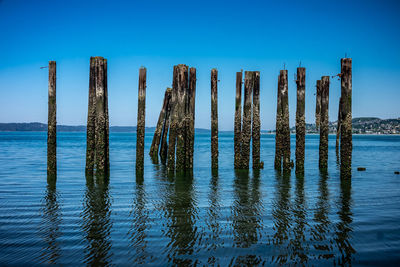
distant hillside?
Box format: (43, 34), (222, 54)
(0, 122), (211, 133)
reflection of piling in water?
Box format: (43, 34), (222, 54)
(240, 72), (253, 169)
(150, 88), (171, 162)
(315, 80), (321, 129)
(234, 71), (242, 169)
(275, 70), (290, 172)
(211, 68), (219, 170)
(295, 67), (306, 174)
(319, 76), (330, 170)
(292, 173), (308, 263)
(47, 61), (57, 177)
(340, 58), (353, 176)
(136, 67), (147, 174)
(85, 57), (109, 177)
(252, 71), (262, 169)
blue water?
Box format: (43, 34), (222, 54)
(0, 132), (399, 265)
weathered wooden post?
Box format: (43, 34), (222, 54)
(316, 80), (321, 129)
(160, 89), (172, 164)
(252, 71), (262, 169)
(295, 67), (306, 174)
(186, 67), (196, 170)
(234, 71), (242, 169)
(104, 59), (110, 174)
(340, 58), (352, 176)
(95, 57), (109, 177)
(240, 71), (253, 169)
(211, 68), (219, 169)
(47, 61), (57, 177)
(280, 70), (291, 172)
(336, 97), (343, 156)
(167, 66), (178, 172)
(319, 76), (330, 170)
(136, 67), (146, 174)
(86, 57), (96, 175)
(175, 65), (189, 172)
(150, 88), (171, 161)
(274, 73), (283, 170)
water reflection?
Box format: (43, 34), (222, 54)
(311, 171), (334, 260)
(128, 177), (151, 264)
(39, 175), (62, 264)
(335, 175), (355, 265)
(162, 172), (199, 265)
(81, 175), (112, 265)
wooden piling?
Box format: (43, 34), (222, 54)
(336, 97), (343, 155)
(340, 58), (352, 176)
(295, 67), (306, 174)
(240, 71), (253, 169)
(175, 65), (189, 172)
(136, 67), (146, 173)
(280, 70), (291, 171)
(47, 61), (57, 177)
(104, 59), (110, 174)
(186, 67), (196, 170)
(316, 80), (321, 129)
(234, 71), (242, 169)
(274, 73), (283, 170)
(252, 71), (261, 169)
(86, 57), (96, 175)
(94, 57), (109, 177)
(211, 68), (219, 169)
(319, 76), (329, 170)
(159, 89), (172, 164)
(167, 66), (178, 172)
(150, 88), (171, 161)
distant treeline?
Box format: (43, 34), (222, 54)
(0, 117), (399, 134)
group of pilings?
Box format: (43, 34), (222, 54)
(47, 58), (353, 179)
(149, 64), (196, 174)
(85, 56), (110, 177)
(233, 71), (263, 170)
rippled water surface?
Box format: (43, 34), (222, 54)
(0, 132), (400, 266)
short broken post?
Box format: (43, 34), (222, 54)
(47, 61), (57, 177)
(252, 71), (262, 169)
(340, 58), (353, 176)
(240, 71), (253, 169)
(211, 68), (218, 169)
(136, 67), (147, 174)
(234, 71), (242, 169)
(295, 67), (306, 174)
(319, 76), (329, 170)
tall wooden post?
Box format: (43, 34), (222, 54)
(234, 71), (242, 169)
(240, 71), (253, 169)
(211, 68), (219, 169)
(47, 61), (57, 177)
(86, 57), (96, 175)
(252, 71), (261, 169)
(175, 65), (189, 172)
(274, 73), (283, 170)
(167, 66), (178, 172)
(340, 58), (352, 176)
(336, 97), (343, 156)
(280, 70), (291, 171)
(104, 59), (110, 174)
(150, 88), (171, 161)
(319, 76), (329, 170)
(316, 80), (321, 129)
(94, 57), (109, 177)
(295, 67), (306, 174)
(136, 67), (146, 174)
(159, 89), (172, 164)
(186, 67), (196, 170)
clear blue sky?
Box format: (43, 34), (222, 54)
(0, 0), (399, 130)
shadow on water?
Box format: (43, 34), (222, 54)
(230, 169), (263, 266)
(128, 175), (151, 264)
(81, 174), (113, 266)
(335, 173), (355, 265)
(160, 171), (199, 266)
(39, 174), (61, 264)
